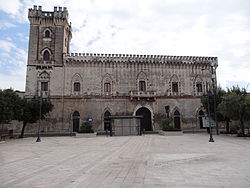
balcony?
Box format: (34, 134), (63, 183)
(129, 90), (156, 101)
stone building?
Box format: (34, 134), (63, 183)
(25, 6), (218, 134)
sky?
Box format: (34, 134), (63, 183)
(0, 0), (250, 91)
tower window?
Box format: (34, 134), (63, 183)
(45, 30), (50, 38)
(196, 83), (203, 93)
(74, 82), (81, 92)
(104, 83), (111, 92)
(139, 81), (146, 91)
(43, 50), (50, 61)
(41, 82), (48, 91)
(172, 82), (178, 92)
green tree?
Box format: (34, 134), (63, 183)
(19, 98), (53, 138)
(0, 89), (23, 126)
(218, 86), (250, 135)
(201, 87), (230, 132)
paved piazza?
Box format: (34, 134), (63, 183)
(1, 134), (250, 188)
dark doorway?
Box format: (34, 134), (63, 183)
(199, 110), (205, 129)
(72, 111), (80, 132)
(104, 111), (111, 131)
(136, 107), (152, 131)
(173, 110), (181, 129)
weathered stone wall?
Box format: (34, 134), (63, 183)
(24, 6), (218, 134)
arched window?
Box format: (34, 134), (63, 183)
(72, 111), (80, 132)
(41, 82), (48, 91)
(102, 74), (113, 94)
(39, 71), (50, 95)
(104, 82), (111, 93)
(43, 50), (50, 61)
(104, 111), (111, 131)
(74, 82), (80, 92)
(172, 82), (178, 93)
(196, 83), (203, 93)
(173, 110), (181, 129)
(137, 72), (147, 92)
(139, 81), (146, 91)
(198, 110), (205, 129)
(45, 30), (50, 38)
(194, 75), (203, 96)
(169, 74), (180, 95)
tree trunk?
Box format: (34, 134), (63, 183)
(20, 122), (27, 138)
(240, 119), (245, 135)
(226, 120), (230, 134)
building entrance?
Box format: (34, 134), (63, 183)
(136, 107), (152, 131)
(72, 111), (80, 132)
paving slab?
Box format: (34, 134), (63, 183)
(0, 134), (250, 187)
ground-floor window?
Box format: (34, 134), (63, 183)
(198, 110), (205, 129)
(173, 110), (181, 129)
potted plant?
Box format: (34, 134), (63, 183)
(75, 121), (96, 137)
(159, 118), (183, 136)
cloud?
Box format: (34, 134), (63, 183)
(0, 21), (16, 29)
(0, 39), (16, 52)
(0, 0), (21, 16)
(0, 0), (250, 91)
(0, 70), (26, 90)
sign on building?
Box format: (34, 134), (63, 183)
(202, 117), (215, 128)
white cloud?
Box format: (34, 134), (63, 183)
(0, 40), (16, 52)
(0, 70), (25, 90)
(0, 0), (250, 90)
(0, 21), (15, 29)
(0, 0), (21, 15)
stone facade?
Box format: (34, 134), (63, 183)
(25, 6), (218, 133)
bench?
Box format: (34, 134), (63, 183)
(0, 130), (14, 141)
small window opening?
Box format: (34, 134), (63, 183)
(41, 82), (48, 91)
(45, 30), (50, 38)
(196, 83), (203, 93)
(104, 83), (111, 92)
(139, 81), (146, 92)
(74, 82), (81, 92)
(172, 82), (178, 92)
(43, 50), (50, 61)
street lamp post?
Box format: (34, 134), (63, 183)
(36, 92), (42, 142)
(206, 91), (214, 142)
(211, 64), (219, 135)
(202, 62), (218, 136)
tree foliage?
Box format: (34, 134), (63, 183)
(0, 89), (53, 137)
(79, 121), (94, 133)
(218, 86), (250, 134)
(0, 89), (23, 125)
(201, 86), (227, 122)
(19, 98), (53, 138)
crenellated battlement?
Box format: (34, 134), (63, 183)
(28, 5), (69, 23)
(63, 53), (218, 66)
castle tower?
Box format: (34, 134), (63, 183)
(25, 5), (72, 97)
(27, 5), (71, 66)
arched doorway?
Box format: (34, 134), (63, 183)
(104, 111), (111, 131)
(72, 111), (80, 132)
(136, 107), (152, 131)
(173, 110), (181, 129)
(198, 110), (205, 129)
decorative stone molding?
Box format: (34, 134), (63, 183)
(63, 53), (218, 66)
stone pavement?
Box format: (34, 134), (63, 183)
(0, 134), (250, 188)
